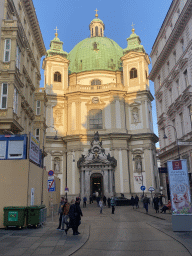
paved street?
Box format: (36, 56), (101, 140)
(0, 202), (192, 256)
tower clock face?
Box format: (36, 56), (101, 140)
(92, 97), (99, 104)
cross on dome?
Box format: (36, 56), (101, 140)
(131, 22), (135, 33)
(94, 8), (99, 18)
(54, 26), (59, 38)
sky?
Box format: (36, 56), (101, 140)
(33, 0), (173, 141)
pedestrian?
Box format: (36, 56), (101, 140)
(160, 200), (171, 214)
(61, 198), (70, 231)
(89, 195), (92, 204)
(57, 197), (65, 230)
(65, 198), (83, 235)
(107, 197), (111, 208)
(111, 196), (115, 214)
(83, 196), (87, 208)
(143, 195), (150, 213)
(135, 195), (139, 209)
(99, 199), (103, 214)
(153, 194), (159, 213)
(159, 194), (163, 207)
(103, 195), (106, 206)
(131, 195), (135, 209)
(96, 196), (100, 207)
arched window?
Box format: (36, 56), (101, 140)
(100, 28), (102, 37)
(89, 109), (102, 129)
(93, 42), (97, 50)
(54, 72), (61, 82)
(95, 26), (98, 36)
(91, 79), (101, 86)
(130, 68), (137, 79)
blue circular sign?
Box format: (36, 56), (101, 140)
(48, 170), (54, 176)
(140, 186), (146, 191)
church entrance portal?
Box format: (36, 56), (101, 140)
(90, 173), (103, 199)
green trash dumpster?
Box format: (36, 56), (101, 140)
(3, 207), (26, 229)
(26, 205), (46, 227)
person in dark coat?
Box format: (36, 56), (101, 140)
(107, 197), (111, 208)
(65, 198), (83, 235)
(131, 195), (135, 209)
(103, 195), (106, 206)
(89, 195), (92, 204)
(143, 195), (150, 213)
(135, 195), (139, 209)
(153, 194), (159, 213)
(57, 197), (65, 230)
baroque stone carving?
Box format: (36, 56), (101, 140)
(77, 131), (117, 169)
(132, 107), (139, 123)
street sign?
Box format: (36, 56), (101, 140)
(140, 186), (146, 191)
(178, 141), (192, 146)
(148, 186), (155, 192)
(48, 170), (54, 176)
(48, 179), (55, 192)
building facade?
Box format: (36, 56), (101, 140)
(0, 0), (46, 149)
(149, 0), (192, 195)
(44, 13), (158, 200)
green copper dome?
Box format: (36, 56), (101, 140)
(68, 37), (123, 74)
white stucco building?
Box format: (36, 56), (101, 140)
(149, 0), (192, 194)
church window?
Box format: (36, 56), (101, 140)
(36, 100), (40, 115)
(91, 79), (101, 86)
(130, 68), (137, 79)
(100, 28), (102, 36)
(89, 109), (102, 129)
(54, 72), (61, 82)
(35, 128), (40, 141)
(95, 26), (98, 36)
(93, 42), (97, 50)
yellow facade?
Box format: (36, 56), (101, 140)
(44, 15), (158, 200)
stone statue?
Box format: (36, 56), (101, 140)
(135, 157), (142, 172)
(132, 108), (139, 123)
(54, 158), (60, 173)
(94, 131), (99, 141)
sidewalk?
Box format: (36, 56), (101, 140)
(136, 203), (192, 255)
(0, 213), (89, 256)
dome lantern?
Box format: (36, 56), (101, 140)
(89, 9), (105, 37)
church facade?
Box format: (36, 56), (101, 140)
(43, 13), (159, 199)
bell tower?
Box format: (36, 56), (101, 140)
(89, 9), (105, 37)
(121, 25), (150, 92)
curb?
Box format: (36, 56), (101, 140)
(147, 222), (192, 256)
(65, 224), (90, 256)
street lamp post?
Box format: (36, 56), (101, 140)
(163, 125), (180, 160)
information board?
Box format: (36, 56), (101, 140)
(167, 160), (192, 215)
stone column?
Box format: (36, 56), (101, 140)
(80, 171), (84, 198)
(85, 171), (90, 198)
(103, 170), (109, 198)
(109, 170), (113, 196)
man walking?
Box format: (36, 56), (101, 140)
(103, 195), (106, 206)
(83, 196), (87, 208)
(57, 197), (65, 230)
(131, 195), (135, 209)
(111, 196), (115, 214)
(135, 195), (139, 209)
(99, 198), (103, 214)
(143, 195), (150, 213)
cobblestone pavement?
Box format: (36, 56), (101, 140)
(0, 202), (192, 256)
